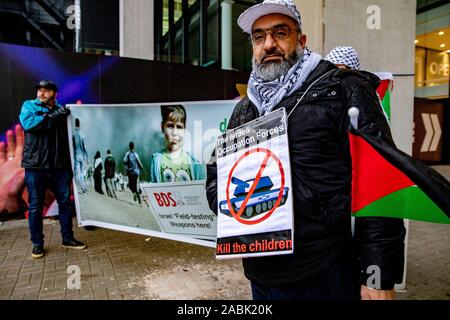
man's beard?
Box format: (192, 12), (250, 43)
(252, 45), (304, 82)
(38, 95), (55, 106)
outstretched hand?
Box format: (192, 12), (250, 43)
(0, 125), (27, 214)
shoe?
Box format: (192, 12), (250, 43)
(62, 238), (87, 250)
(32, 245), (45, 259)
(133, 193), (137, 202)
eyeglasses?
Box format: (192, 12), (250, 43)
(249, 26), (300, 46)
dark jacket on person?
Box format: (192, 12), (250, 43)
(104, 155), (116, 179)
(19, 99), (71, 170)
(206, 60), (406, 290)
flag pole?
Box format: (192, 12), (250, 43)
(348, 107), (360, 237)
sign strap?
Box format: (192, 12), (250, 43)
(286, 70), (335, 120)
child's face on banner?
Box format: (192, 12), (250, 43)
(163, 114), (185, 152)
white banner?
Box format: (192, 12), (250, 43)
(141, 181), (216, 240)
(67, 100), (238, 247)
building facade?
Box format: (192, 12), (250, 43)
(0, 0), (448, 165)
(414, 0), (449, 164)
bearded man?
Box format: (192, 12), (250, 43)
(19, 80), (86, 259)
(206, 0), (405, 300)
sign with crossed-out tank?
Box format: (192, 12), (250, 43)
(216, 108), (294, 259)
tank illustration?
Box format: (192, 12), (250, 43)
(219, 176), (289, 219)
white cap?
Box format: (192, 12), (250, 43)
(237, 0), (302, 34)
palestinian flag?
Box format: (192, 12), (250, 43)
(350, 129), (450, 224)
(374, 72), (393, 121)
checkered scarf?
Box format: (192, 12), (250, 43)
(325, 46), (360, 70)
(248, 48), (322, 116)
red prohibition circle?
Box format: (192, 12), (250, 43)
(225, 148), (285, 225)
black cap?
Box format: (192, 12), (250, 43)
(35, 80), (58, 92)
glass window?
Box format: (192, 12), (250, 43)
(417, 0), (444, 11)
(188, 10), (200, 65)
(415, 47), (426, 88)
(174, 0), (183, 24)
(163, 0), (170, 36)
(426, 49), (449, 87)
(204, 0), (219, 67)
(154, 0), (258, 70)
(232, 2), (254, 71)
(415, 3), (449, 99)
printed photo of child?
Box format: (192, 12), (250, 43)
(149, 105), (205, 183)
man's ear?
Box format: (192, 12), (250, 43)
(298, 33), (307, 49)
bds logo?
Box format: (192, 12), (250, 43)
(153, 191), (186, 207)
(153, 192), (177, 207)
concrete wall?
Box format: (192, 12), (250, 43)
(295, 0), (325, 55)
(323, 0), (416, 155)
(119, 0), (154, 61)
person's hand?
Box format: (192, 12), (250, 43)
(60, 106), (71, 117)
(0, 125), (27, 214)
(45, 106), (71, 120)
(360, 285), (395, 300)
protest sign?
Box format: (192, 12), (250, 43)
(216, 108), (294, 259)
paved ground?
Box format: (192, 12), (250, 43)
(0, 219), (250, 300)
(0, 167), (449, 300)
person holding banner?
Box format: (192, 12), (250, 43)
(149, 105), (205, 183)
(206, 0), (405, 300)
(19, 80), (87, 259)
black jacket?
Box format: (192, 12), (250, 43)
(20, 99), (72, 170)
(206, 60), (406, 289)
(104, 155), (116, 179)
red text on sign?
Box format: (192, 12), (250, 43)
(153, 192), (177, 207)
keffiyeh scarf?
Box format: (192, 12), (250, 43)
(247, 48), (322, 116)
(324, 46), (360, 70)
